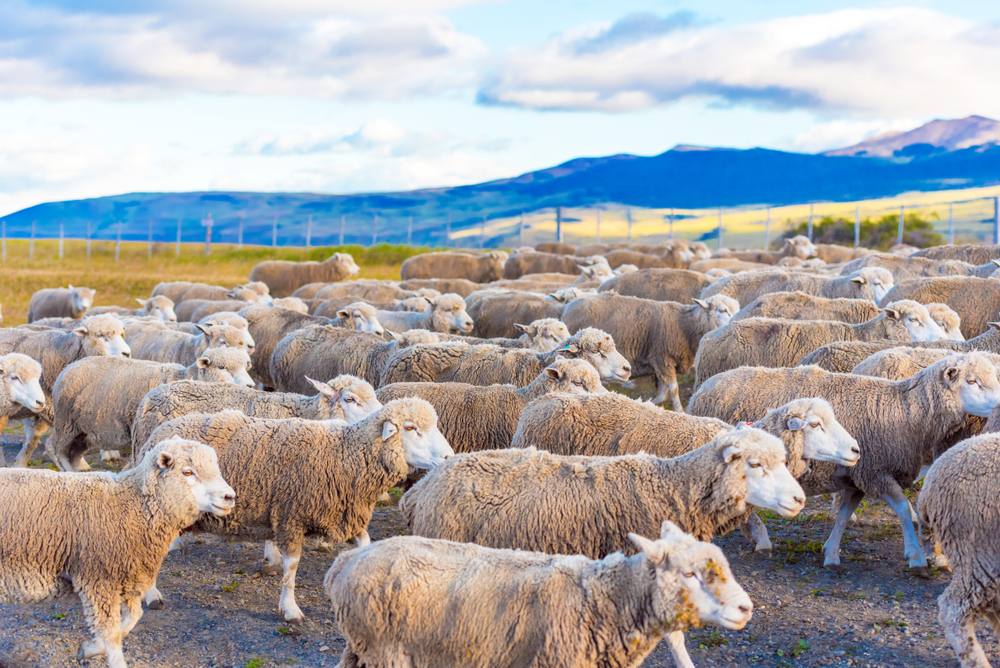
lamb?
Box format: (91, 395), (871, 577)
(0, 314), (131, 468)
(597, 268), (715, 303)
(27, 285), (96, 322)
(325, 523), (752, 668)
(376, 358), (604, 454)
(713, 235), (818, 264)
(239, 305), (329, 388)
(0, 438), (234, 668)
(0, 354), (47, 465)
(503, 252), (604, 279)
(730, 292), (881, 324)
(399, 278), (480, 297)
(126, 322), (251, 365)
(878, 276), (1000, 339)
(400, 251), (507, 282)
(402, 427), (804, 560)
(249, 252), (361, 298)
(47, 347), (254, 472)
(912, 243), (1000, 264)
(374, 293), (474, 333)
(131, 374), (382, 454)
(702, 267), (894, 305)
(379, 327), (631, 387)
(692, 300), (945, 390)
(840, 253), (1000, 282)
(137, 398), (453, 623)
(687, 353), (1000, 572)
(465, 291), (568, 338)
(270, 326), (440, 391)
(562, 292), (739, 410)
(85, 296), (178, 322)
(917, 433), (1000, 668)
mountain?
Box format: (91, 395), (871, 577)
(5, 128), (1000, 248)
(824, 115), (1000, 158)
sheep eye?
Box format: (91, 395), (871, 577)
(404, 425), (416, 431)
(182, 469), (194, 477)
(749, 462), (761, 469)
(967, 379), (978, 385)
(572, 380), (582, 386)
(344, 397), (355, 403)
(682, 572), (695, 578)
(809, 422), (820, 428)
(908, 316), (918, 322)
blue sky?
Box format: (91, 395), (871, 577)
(2, 0), (1000, 215)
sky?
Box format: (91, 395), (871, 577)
(2, 0), (1000, 215)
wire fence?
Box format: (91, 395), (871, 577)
(1, 193), (998, 259)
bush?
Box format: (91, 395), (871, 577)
(780, 213), (942, 252)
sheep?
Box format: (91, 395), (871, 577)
(562, 292), (739, 410)
(376, 358), (604, 454)
(0, 314), (131, 468)
(374, 293), (474, 334)
(714, 236), (818, 264)
(152, 280), (272, 303)
(85, 296), (178, 322)
(47, 347), (254, 472)
(402, 427), (804, 560)
(535, 241), (577, 254)
(131, 374), (381, 454)
(317, 301), (384, 335)
(815, 243), (870, 264)
(379, 327), (631, 388)
(0, 438), (234, 668)
(702, 267), (894, 305)
(850, 346), (953, 379)
(575, 242), (630, 255)
(466, 291), (567, 338)
(926, 302), (965, 341)
(269, 296), (309, 313)
(687, 353), (1000, 572)
(126, 322), (251, 366)
(398, 278), (479, 297)
(730, 292), (882, 324)
(298, 279), (406, 302)
(271, 326), (440, 391)
(174, 288), (262, 322)
(238, 305), (329, 388)
(879, 276), (1000, 339)
(840, 253), (1000, 282)
(137, 398), (452, 622)
(912, 243), (1000, 264)
(27, 285), (96, 322)
(326, 522), (752, 668)
(596, 268), (714, 304)
(249, 252), (361, 298)
(439, 318), (570, 353)
(503, 252), (605, 279)
(0, 354), (47, 465)
(603, 247), (692, 270)
(692, 300), (945, 390)
(400, 251), (507, 282)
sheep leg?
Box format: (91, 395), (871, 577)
(77, 587), (126, 668)
(14, 418), (48, 468)
(278, 544), (305, 624)
(739, 512), (772, 554)
(653, 364), (682, 412)
(336, 647), (362, 668)
(881, 487), (929, 573)
(917, 511), (950, 571)
(823, 488), (863, 569)
(352, 530), (371, 548)
(664, 630), (696, 668)
(0, 415), (7, 466)
(120, 597), (143, 636)
(144, 575), (164, 609)
(262, 540), (282, 575)
(939, 581), (992, 668)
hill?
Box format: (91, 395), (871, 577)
(824, 115), (1000, 158)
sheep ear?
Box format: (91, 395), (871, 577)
(382, 421), (398, 441)
(513, 323), (534, 336)
(306, 376), (340, 401)
(196, 356), (211, 368)
(424, 296), (434, 305)
(195, 324), (209, 335)
(943, 366), (960, 385)
(68, 284), (75, 290)
(225, 289), (239, 299)
(135, 298), (147, 306)
(72, 326), (88, 337)
(660, 520), (687, 541)
(628, 532), (667, 564)
(544, 367), (562, 380)
(558, 342), (580, 354)
(721, 444), (743, 462)
(693, 298), (709, 309)
(384, 329), (404, 343)
(336, 310), (350, 320)
(992, 259), (1000, 267)
(156, 451), (174, 471)
(169, 434), (184, 441)
(850, 276), (866, 284)
(988, 322), (1000, 331)
(786, 417), (806, 431)
(882, 308), (901, 321)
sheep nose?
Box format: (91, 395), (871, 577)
(121, 351), (131, 358)
(792, 495), (806, 506)
(851, 445), (861, 456)
(622, 362), (631, 372)
(223, 492), (236, 503)
(738, 603), (752, 615)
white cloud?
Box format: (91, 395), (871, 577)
(478, 8), (1000, 118)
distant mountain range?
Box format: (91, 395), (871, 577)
(4, 116), (1000, 247)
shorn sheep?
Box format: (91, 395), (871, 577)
(325, 523), (753, 668)
(918, 433), (1000, 668)
(403, 427), (804, 559)
(376, 358), (605, 454)
(248, 252), (360, 298)
(562, 292), (739, 410)
(27, 285), (96, 322)
(137, 398), (453, 623)
(47, 348), (254, 472)
(687, 353), (1000, 573)
(0, 438), (235, 668)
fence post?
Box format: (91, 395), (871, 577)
(339, 214), (345, 246)
(407, 215), (413, 246)
(237, 215), (243, 250)
(948, 203), (954, 245)
(87, 220), (92, 261)
(556, 207), (563, 243)
(854, 206), (861, 248)
(480, 215), (487, 249)
(807, 204), (813, 241)
(147, 219), (152, 260)
(717, 208), (723, 249)
(897, 205), (904, 246)
(446, 214), (451, 247)
(202, 213), (212, 257)
(519, 212), (525, 247)
(115, 221), (121, 263)
(1, 220), (5, 262)
(595, 210), (600, 243)
(994, 197), (999, 246)
(669, 208), (675, 240)
(306, 214), (312, 248)
(175, 218), (181, 258)
(272, 216), (277, 248)
(29, 221), (35, 260)
(626, 209), (633, 242)
(764, 207), (770, 249)
(59, 221), (64, 260)
(372, 213), (378, 246)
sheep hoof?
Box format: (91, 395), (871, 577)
(77, 639), (105, 660)
(261, 564), (281, 576)
(909, 565), (931, 579)
(285, 612), (305, 625)
(756, 548), (772, 558)
(147, 599), (164, 610)
(823, 562), (844, 573)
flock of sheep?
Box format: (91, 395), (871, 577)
(1, 239), (1000, 667)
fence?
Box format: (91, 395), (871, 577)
(2, 190), (1000, 259)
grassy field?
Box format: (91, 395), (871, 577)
(0, 240), (433, 326)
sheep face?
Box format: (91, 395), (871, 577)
(691, 242), (712, 261)
(925, 304), (964, 341)
(0, 354), (45, 412)
(337, 304), (385, 336)
(882, 302), (945, 343)
(381, 402), (454, 470)
(946, 353), (1000, 418)
(579, 264), (613, 282)
(629, 521), (752, 631)
(849, 268), (893, 303)
(137, 296), (178, 322)
(612, 264), (639, 276)
(197, 324), (254, 355)
(542, 358), (606, 395)
(330, 252), (361, 277)
(196, 349), (255, 387)
(68, 285), (96, 314)
(784, 399), (860, 467)
(307, 376), (383, 424)
(558, 329), (630, 383)
(694, 295), (739, 329)
(74, 315), (131, 358)
(244, 282), (274, 305)
(514, 318), (570, 353)
(154, 437), (236, 517)
(726, 428), (805, 518)
(786, 236), (818, 260)
(396, 297), (431, 312)
(433, 294), (474, 334)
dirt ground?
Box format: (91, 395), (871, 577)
(0, 406), (986, 668)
